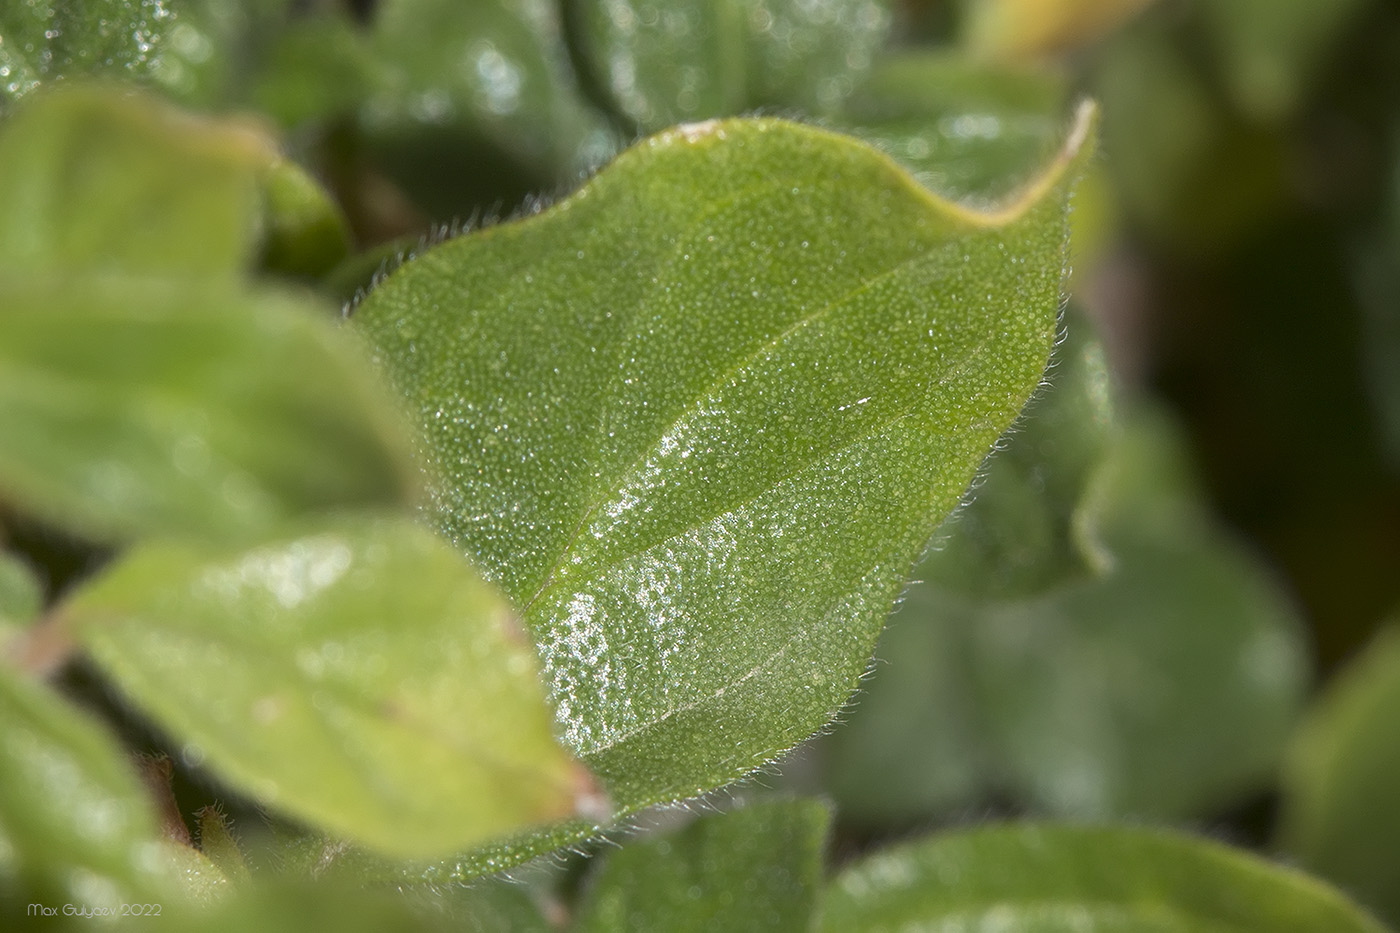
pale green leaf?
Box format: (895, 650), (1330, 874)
(576, 799), (828, 933)
(1279, 621), (1400, 927)
(0, 550), (42, 634)
(0, 84), (272, 281)
(818, 823), (1387, 932)
(839, 53), (1070, 204)
(0, 662), (166, 905)
(353, 112), (1094, 872)
(574, 0), (892, 131)
(0, 277), (417, 543)
(67, 515), (597, 860)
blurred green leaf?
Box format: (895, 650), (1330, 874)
(0, 662), (167, 905)
(576, 799), (829, 933)
(1279, 621), (1400, 927)
(1091, 17), (1287, 251)
(837, 52), (1070, 204)
(0, 550), (42, 635)
(0, 277), (417, 543)
(818, 823), (1387, 932)
(0, 0), (247, 109)
(574, 0), (892, 132)
(353, 113), (1094, 872)
(362, 0), (613, 215)
(258, 158), (353, 281)
(964, 0), (1157, 59)
(1199, 0), (1371, 121)
(250, 14), (377, 128)
(0, 84), (273, 281)
(68, 515), (596, 860)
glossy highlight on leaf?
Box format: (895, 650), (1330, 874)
(818, 823), (1387, 932)
(354, 110), (1095, 870)
(67, 515), (595, 860)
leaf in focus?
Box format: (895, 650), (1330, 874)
(0, 84), (272, 281)
(837, 53), (1070, 204)
(964, 0), (1158, 59)
(0, 662), (166, 905)
(1278, 621), (1400, 927)
(1198, 0), (1371, 121)
(353, 112), (1095, 872)
(575, 0), (892, 131)
(576, 799), (829, 933)
(67, 515), (596, 860)
(0, 278), (416, 543)
(818, 823), (1387, 932)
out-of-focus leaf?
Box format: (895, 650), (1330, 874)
(0, 0), (248, 109)
(1199, 0), (1371, 121)
(0, 551), (42, 636)
(818, 823), (1387, 932)
(1279, 621), (1400, 927)
(68, 516), (597, 860)
(0, 662), (166, 905)
(0, 84), (273, 281)
(0, 278), (417, 543)
(354, 112), (1095, 873)
(575, 0), (892, 131)
(964, 0), (1158, 59)
(251, 14), (377, 128)
(576, 799), (828, 933)
(1091, 18), (1288, 251)
(362, 0), (613, 215)
(837, 53), (1070, 204)
(821, 319), (1307, 826)
(258, 158), (353, 280)
(972, 533), (1307, 818)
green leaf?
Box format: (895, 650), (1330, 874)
(66, 515), (597, 860)
(838, 53), (1071, 204)
(0, 550), (42, 634)
(0, 662), (166, 904)
(0, 277), (416, 543)
(258, 157), (353, 281)
(1279, 621), (1400, 927)
(363, 0), (613, 213)
(574, 0), (892, 131)
(576, 799), (829, 933)
(820, 320), (1307, 825)
(819, 823), (1387, 932)
(353, 112), (1095, 871)
(0, 84), (272, 281)
(0, 0), (243, 109)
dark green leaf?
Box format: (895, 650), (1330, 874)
(354, 112), (1094, 871)
(575, 0), (892, 131)
(0, 277), (417, 543)
(1279, 621), (1400, 927)
(819, 823), (1387, 932)
(576, 799), (829, 933)
(67, 515), (597, 859)
(0, 84), (272, 281)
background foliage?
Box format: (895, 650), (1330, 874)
(1, 0), (1398, 929)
